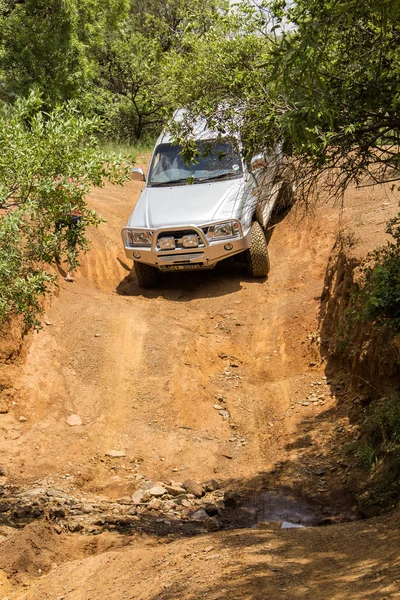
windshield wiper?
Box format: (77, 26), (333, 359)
(150, 172), (240, 187)
(150, 177), (193, 187)
(198, 172), (239, 182)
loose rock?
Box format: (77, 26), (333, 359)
(204, 479), (220, 492)
(66, 414), (82, 427)
(105, 450), (126, 458)
(204, 517), (220, 532)
(182, 480), (204, 498)
(165, 484), (186, 497)
(219, 409), (230, 421)
(131, 490), (145, 505)
(148, 498), (164, 510)
(148, 486), (167, 497)
(141, 491), (151, 503)
(189, 508), (208, 521)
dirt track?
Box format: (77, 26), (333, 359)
(1, 158), (400, 598)
(0, 160), (343, 491)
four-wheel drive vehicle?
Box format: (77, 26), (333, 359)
(122, 122), (291, 288)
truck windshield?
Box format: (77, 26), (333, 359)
(147, 139), (243, 186)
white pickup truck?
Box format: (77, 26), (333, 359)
(122, 120), (292, 288)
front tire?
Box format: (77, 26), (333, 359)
(245, 221), (270, 277)
(134, 261), (159, 288)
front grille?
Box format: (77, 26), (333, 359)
(159, 229), (198, 238)
(156, 229), (205, 250)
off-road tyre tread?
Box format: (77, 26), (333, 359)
(245, 221), (270, 277)
(134, 261), (159, 288)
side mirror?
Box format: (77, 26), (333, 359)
(131, 167), (146, 182)
(250, 154), (266, 170)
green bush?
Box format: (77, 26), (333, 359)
(0, 93), (130, 328)
(362, 214), (400, 331)
(363, 396), (400, 454)
(356, 395), (400, 510)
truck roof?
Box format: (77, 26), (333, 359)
(156, 109), (234, 146)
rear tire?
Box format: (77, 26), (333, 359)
(134, 261), (159, 288)
(245, 221), (270, 277)
(274, 180), (296, 214)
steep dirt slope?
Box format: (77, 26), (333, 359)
(0, 161), (345, 494)
(1, 159), (399, 598)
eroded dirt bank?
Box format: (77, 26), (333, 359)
(1, 162), (400, 598)
(320, 217), (400, 394)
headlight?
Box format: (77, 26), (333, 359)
(158, 236), (176, 250)
(207, 220), (242, 240)
(126, 230), (153, 247)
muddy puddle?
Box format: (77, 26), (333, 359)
(219, 488), (354, 531)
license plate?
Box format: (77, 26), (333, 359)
(165, 264), (203, 271)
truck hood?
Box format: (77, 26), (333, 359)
(126, 178), (243, 229)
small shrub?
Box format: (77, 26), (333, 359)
(0, 93), (131, 328)
(361, 213), (400, 331)
(356, 395), (400, 509)
(363, 396), (400, 454)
